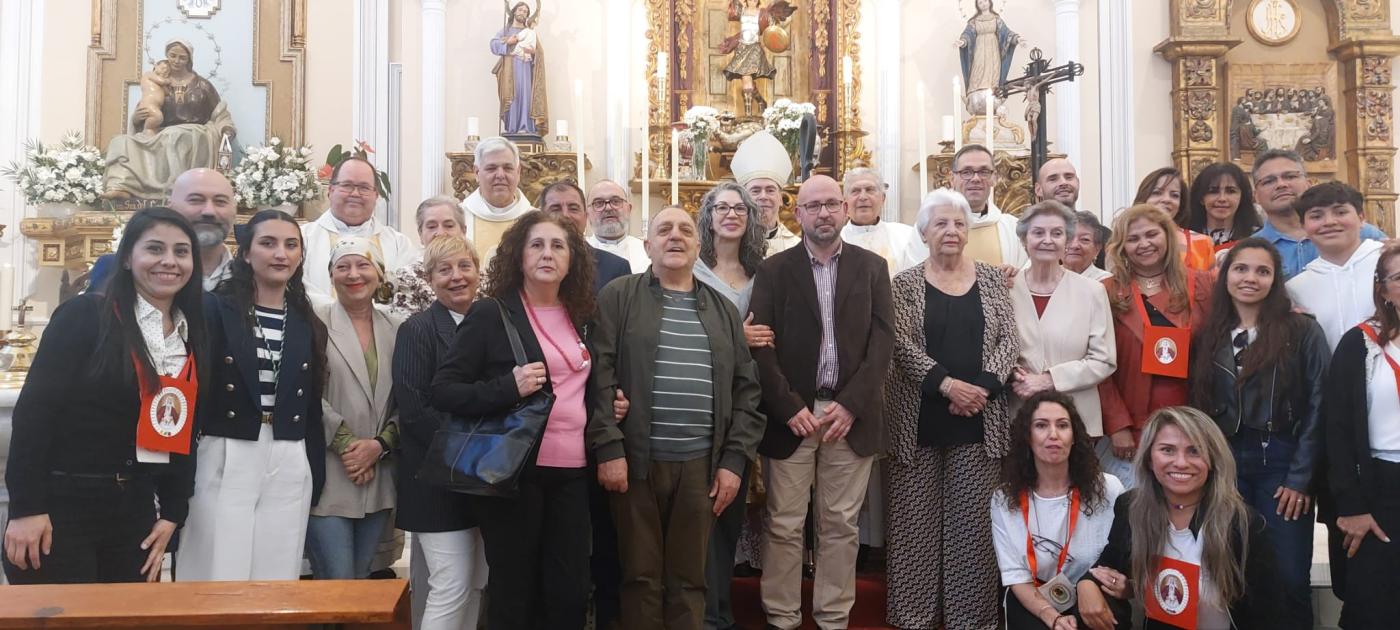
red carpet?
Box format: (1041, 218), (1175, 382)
(731, 573), (895, 629)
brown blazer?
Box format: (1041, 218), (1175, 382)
(1097, 269), (1214, 437)
(749, 241), (895, 459)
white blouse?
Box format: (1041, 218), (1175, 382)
(990, 473), (1125, 585)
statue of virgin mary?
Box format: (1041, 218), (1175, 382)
(957, 0), (1021, 114)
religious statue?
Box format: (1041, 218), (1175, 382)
(957, 0), (1022, 115)
(103, 40), (236, 200)
(1228, 84), (1335, 161)
(719, 0), (796, 117)
(491, 1), (549, 138)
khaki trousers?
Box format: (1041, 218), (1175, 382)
(610, 457), (717, 630)
(760, 400), (875, 630)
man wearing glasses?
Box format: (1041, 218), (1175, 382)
(302, 156), (418, 302)
(840, 167), (927, 277)
(1250, 148), (1388, 279)
(750, 175), (894, 630)
(460, 137), (534, 262)
(950, 144), (1027, 268)
(586, 180), (651, 273)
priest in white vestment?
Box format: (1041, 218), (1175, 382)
(840, 167), (927, 276)
(585, 180), (650, 272)
(951, 144), (1027, 267)
(302, 158), (418, 304)
(460, 137), (534, 262)
(732, 131), (801, 257)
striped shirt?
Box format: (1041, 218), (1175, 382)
(807, 243), (842, 389)
(649, 289), (714, 461)
(252, 305), (286, 413)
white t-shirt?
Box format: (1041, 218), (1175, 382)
(1368, 339), (1400, 462)
(990, 473), (1125, 585)
(1162, 524), (1232, 629)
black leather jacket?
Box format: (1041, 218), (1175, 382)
(1197, 315), (1330, 493)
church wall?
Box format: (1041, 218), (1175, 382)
(1132, 0), (1175, 206)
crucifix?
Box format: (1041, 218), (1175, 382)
(994, 48), (1085, 181)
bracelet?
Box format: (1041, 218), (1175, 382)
(939, 377), (953, 396)
(1035, 603), (1054, 621)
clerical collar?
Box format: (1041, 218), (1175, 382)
(767, 226), (780, 239)
(847, 219), (883, 232)
(323, 211), (377, 237)
(593, 234), (628, 246)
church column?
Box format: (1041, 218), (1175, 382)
(353, 0), (390, 218)
(1096, 0), (1133, 214)
(604, 0), (633, 185)
(420, 0), (446, 199)
(0, 0), (42, 297)
(874, 0), (901, 219)
(1333, 39), (1400, 235)
(1154, 39), (1239, 185)
(1051, 0), (1081, 166)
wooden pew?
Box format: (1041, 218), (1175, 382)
(0, 579), (410, 629)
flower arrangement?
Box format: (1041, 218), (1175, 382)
(682, 106), (722, 142)
(0, 132), (105, 206)
(321, 140), (392, 200)
(229, 137), (321, 208)
(762, 98), (815, 156)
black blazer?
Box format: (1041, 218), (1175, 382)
(6, 294), (196, 524)
(198, 292), (326, 504)
(1083, 491), (1285, 630)
(748, 242), (895, 459)
(592, 247), (632, 294)
(430, 292), (594, 458)
(1325, 326), (1388, 518)
(392, 301), (474, 532)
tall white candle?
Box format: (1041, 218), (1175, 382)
(842, 56), (853, 86)
(574, 81), (585, 185)
(952, 76), (964, 151)
(985, 93), (995, 207)
(0, 264), (14, 331)
(917, 81), (928, 200)
(557, 120), (569, 138)
(642, 127), (650, 233)
(657, 52), (669, 114)
(467, 116), (480, 137)
(942, 115), (956, 142)
(670, 128), (680, 205)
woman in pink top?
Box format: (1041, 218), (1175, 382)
(431, 211), (597, 630)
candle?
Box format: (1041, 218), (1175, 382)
(557, 120), (569, 138)
(985, 93), (995, 207)
(574, 81), (585, 185)
(917, 81), (928, 200)
(657, 51), (669, 112)
(670, 128), (680, 205)
(952, 76), (964, 151)
(942, 115), (956, 143)
(641, 127), (650, 231)
(0, 264), (13, 331)
(842, 56), (853, 86)
(467, 116), (480, 138)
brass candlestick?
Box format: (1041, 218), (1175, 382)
(0, 300), (37, 386)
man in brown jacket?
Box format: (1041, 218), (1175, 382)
(749, 175), (895, 630)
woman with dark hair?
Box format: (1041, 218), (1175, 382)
(990, 391), (1124, 629)
(4, 207), (208, 584)
(1135, 167), (1215, 272)
(431, 211), (596, 629)
(1189, 237), (1328, 627)
(1077, 407), (1284, 630)
(1325, 244), (1400, 627)
(1187, 162), (1261, 252)
(176, 209), (328, 581)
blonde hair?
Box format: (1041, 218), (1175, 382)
(1129, 406), (1251, 610)
(1105, 204), (1189, 313)
(422, 235), (480, 281)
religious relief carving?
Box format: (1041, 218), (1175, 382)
(1349, 0), (1385, 21)
(1184, 90), (1216, 144)
(1365, 153), (1393, 189)
(1363, 56), (1392, 86)
(1358, 90), (1393, 142)
(1247, 0), (1301, 46)
(1226, 64), (1338, 167)
(1184, 0), (1224, 21)
(1184, 58), (1213, 87)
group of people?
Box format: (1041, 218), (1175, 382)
(3, 130), (1399, 630)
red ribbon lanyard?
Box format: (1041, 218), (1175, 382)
(1020, 488), (1081, 586)
(132, 349), (199, 455)
(1130, 273), (1195, 328)
(1360, 323), (1400, 404)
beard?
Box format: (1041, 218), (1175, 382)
(595, 219), (627, 240)
(194, 222), (228, 248)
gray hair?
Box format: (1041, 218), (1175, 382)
(1073, 210), (1111, 247)
(474, 137), (521, 166)
(589, 179), (632, 205)
(1016, 200), (1077, 241)
(915, 188), (974, 235)
(697, 182), (768, 276)
(414, 195), (466, 230)
(842, 167), (886, 192)
(1250, 149), (1305, 182)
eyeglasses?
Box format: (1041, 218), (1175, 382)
(953, 169), (996, 181)
(799, 200), (843, 214)
(713, 203), (749, 216)
(589, 197), (628, 210)
(333, 182), (376, 195)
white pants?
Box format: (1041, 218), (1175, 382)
(413, 528), (488, 630)
(176, 425), (313, 581)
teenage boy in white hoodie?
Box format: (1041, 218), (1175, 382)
(1286, 181), (1386, 350)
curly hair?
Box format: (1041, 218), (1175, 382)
(482, 211), (596, 327)
(698, 182), (768, 276)
(998, 391), (1109, 515)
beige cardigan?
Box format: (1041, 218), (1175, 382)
(312, 301), (401, 519)
(1008, 269), (1117, 436)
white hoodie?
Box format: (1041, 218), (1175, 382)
(967, 201), (1027, 268)
(1286, 238), (1384, 351)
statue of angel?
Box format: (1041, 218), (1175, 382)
(491, 0), (549, 137)
(718, 0), (797, 117)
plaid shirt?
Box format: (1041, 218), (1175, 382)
(806, 242), (842, 390)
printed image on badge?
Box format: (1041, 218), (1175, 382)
(1038, 572), (1077, 613)
(149, 386), (189, 437)
(1153, 567), (1190, 616)
(1154, 337), (1178, 365)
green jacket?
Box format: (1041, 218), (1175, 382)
(587, 270), (765, 479)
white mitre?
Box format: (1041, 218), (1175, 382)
(731, 130), (793, 186)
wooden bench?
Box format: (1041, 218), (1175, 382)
(0, 579), (409, 629)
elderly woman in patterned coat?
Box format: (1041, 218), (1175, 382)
(884, 187), (1020, 630)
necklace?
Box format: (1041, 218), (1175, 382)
(522, 291), (590, 372)
(1136, 270), (1165, 293)
(252, 298), (287, 392)
(1170, 500), (1200, 511)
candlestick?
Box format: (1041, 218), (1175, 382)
(917, 81), (928, 200)
(642, 127), (650, 233)
(985, 93), (995, 207)
(670, 128), (680, 205)
(952, 76), (964, 151)
(467, 117), (480, 138)
(657, 52), (669, 117)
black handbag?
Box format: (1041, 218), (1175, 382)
(418, 298), (555, 497)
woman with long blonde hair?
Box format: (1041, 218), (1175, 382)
(1097, 205), (1213, 487)
(1076, 407), (1284, 630)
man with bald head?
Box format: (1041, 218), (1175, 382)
(749, 175), (894, 629)
(586, 180), (651, 272)
(88, 167), (239, 292)
(589, 205), (764, 629)
(1034, 157), (1081, 208)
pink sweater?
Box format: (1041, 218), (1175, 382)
(529, 305), (588, 468)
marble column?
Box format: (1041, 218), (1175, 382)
(353, 0), (390, 221)
(1097, 0), (1134, 216)
(421, 0), (446, 199)
(875, 0), (901, 220)
(1052, 0), (1081, 167)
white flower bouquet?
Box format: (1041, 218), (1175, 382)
(0, 132), (105, 206)
(762, 98), (815, 156)
(683, 106), (722, 142)
(230, 138), (321, 208)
